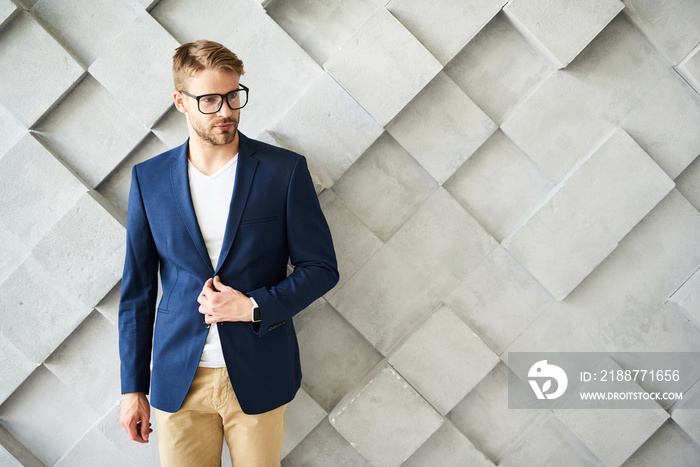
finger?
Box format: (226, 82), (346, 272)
(135, 421), (144, 443)
(197, 291), (207, 305)
(202, 285), (216, 301)
(213, 275), (227, 291)
(141, 412), (150, 442)
(125, 419), (141, 442)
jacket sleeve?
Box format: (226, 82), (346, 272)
(118, 165), (159, 393)
(248, 156), (339, 337)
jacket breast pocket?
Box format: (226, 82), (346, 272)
(240, 216), (278, 226)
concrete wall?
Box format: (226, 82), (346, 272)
(1, 0), (699, 465)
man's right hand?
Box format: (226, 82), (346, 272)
(120, 392), (152, 443)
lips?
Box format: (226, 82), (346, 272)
(215, 123), (233, 131)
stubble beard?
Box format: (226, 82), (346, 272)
(193, 116), (239, 147)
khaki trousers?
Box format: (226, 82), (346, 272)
(154, 367), (286, 467)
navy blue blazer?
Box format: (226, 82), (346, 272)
(118, 132), (338, 414)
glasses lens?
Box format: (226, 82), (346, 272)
(227, 89), (248, 110)
(198, 94), (223, 114)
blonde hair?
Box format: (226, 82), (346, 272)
(172, 40), (244, 91)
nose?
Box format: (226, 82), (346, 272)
(217, 101), (233, 118)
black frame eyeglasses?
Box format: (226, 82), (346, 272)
(179, 84), (249, 114)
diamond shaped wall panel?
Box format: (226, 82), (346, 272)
(505, 187), (619, 300)
(444, 130), (554, 241)
(621, 190), (700, 300)
(2, 1), (700, 465)
(97, 134), (170, 216)
(0, 366), (100, 466)
(44, 311), (121, 414)
(330, 364), (443, 467)
(504, 300), (611, 355)
(504, 0), (623, 68)
(265, 0), (384, 65)
(403, 422), (494, 467)
(444, 11), (554, 125)
(318, 189), (383, 298)
(620, 69), (700, 179)
(150, 105), (189, 148)
(626, 302), (700, 354)
(564, 13), (672, 124)
(89, 12), (180, 127)
(324, 8), (442, 126)
(386, 71), (497, 184)
(151, 0), (255, 44)
(501, 71), (614, 182)
(564, 128), (674, 240)
(332, 132), (438, 242)
(386, 0), (504, 65)
(0, 134), (87, 247)
(330, 188), (496, 355)
(445, 246), (554, 354)
(295, 300), (383, 411)
(31, 192), (126, 307)
(449, 363), (546, 463)
(30, 0), (142, 67)
(33, 75), (149, 188)
(0, 257), (92, 365)
(270, 72), (384, 188)
(0, 11), (84, 128)
(388, 305), (499, 415)
(623, 0), (700, 65)
(282, 388), (327, 458)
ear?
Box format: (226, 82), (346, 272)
(173, 91), (188, 114)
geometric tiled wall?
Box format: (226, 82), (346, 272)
(1, 0), (700, 465)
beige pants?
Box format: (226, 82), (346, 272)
(154, 367), (286, 467)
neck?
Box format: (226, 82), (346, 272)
(188, 131), (239, 175)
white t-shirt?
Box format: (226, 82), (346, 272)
(188, 155), (238, 368)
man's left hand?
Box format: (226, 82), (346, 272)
(198, 275), (253, 323)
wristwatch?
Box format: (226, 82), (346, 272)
(251, 297), (261, 323)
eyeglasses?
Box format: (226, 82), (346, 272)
(179, 85), (249, 114)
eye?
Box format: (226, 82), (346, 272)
(201, 95), (218, 104)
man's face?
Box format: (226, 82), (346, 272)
(176, 68), (242, 147)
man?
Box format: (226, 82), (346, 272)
(118, 39), (338, 466)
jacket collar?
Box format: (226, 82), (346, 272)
(170, 131), (258, 274)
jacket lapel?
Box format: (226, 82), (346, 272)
(215, 132), (258, 273)
(170, 139), (214, 272)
